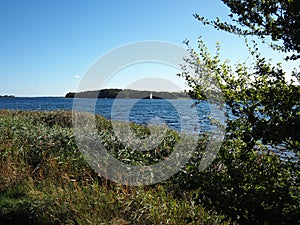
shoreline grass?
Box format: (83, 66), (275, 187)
(0, 110), (232, 225)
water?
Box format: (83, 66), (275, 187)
(0, 97), (218, 133)
(0, 97), (73, 111)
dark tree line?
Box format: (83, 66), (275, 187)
(65, 89), (190, 99)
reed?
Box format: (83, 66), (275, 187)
(0, 110), (231, 225)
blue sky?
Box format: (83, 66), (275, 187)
(0, 0), (297, 96)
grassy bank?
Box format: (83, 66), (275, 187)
(0, 110), (231, 225)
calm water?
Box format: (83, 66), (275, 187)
(0, 97), (220, 133)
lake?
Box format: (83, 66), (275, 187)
(0, 97), (221, 133)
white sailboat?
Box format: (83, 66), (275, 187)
(150, 92), (153, 100)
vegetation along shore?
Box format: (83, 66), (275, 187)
(0, 109), (299, 224)
(0, 110), (234, 225)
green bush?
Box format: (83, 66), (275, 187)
(177, 38), (300, 224)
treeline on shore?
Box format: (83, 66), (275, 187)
(65, 88), (191, 99)
(0, 95), (14, 98)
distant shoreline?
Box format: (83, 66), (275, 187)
(0, 95), (15, 98)
(65, 88), (193, 99)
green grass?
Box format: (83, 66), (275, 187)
(0, 110), (232, 225)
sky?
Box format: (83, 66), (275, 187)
(0, 0), (298, 97)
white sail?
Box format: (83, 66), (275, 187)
(150, 92), (153, 100)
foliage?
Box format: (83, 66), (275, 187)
(184, 38), (300, 151)
(179, 1), (300, 223)
(194, 0), (300, 60)
(177, 37), (300, 224)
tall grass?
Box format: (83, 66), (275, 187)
(0, 110), (231, 225)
